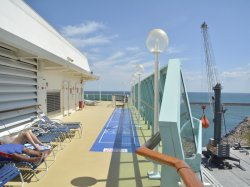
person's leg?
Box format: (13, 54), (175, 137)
(27, 130), (45, 146)
(11, 133), (27, 144)
(23, 147), (51, 158)
(22, 147), (43, 157)
(12, 131), (43, 151)
(12, 153), (43, 164)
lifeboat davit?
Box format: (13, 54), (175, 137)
(201, 115), (209, 128)
(200, 104), (209, 128)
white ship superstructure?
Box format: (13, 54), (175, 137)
(0, 0), (97, 136)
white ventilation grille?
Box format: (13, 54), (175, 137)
(0, 46), (38, 132)
(47, 92), (61, 113)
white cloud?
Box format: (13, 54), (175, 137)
(61, 21), (105, 37)
(89, 48), (100, 53)
(93, 50), (146, 69)
(167, 46), (182, 54)
(126, 47), (140, 51)
(107, 51), (125, 61)
(184, 71), (203, 80)
(68, 34), (118, 48)
(86, 49), (150, 91)
(178, 57), (192, 62)
(221, 69), (250, 79)
(60, 21), (118, 48)
(182, 64), (250, 93)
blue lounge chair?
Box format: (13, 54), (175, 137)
(0, 150), (48, 182)
(38, 112), (82, 138)
(0, 164), (24, 187)
(31, 118), (72, 143)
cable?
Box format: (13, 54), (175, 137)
(201, 23), (215, 116)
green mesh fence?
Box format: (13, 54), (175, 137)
(133, 66), (168, 129)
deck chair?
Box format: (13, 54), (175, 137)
(38, 111), (82, 138)
(84, 99), (97, 106)
(32, 118), (72, 143)
(0, 150), (48, 182)
(0, 163), (24, 187)
(30, 122), (67, 151)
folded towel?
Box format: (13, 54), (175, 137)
(24, 143), (51, 150)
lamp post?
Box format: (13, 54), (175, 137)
(136, 64), (144, 128)
(123, 82), (126, 96)
(99, 79), (102, 101)
(131, 75), (135, 106)
(146, 29), (169, 179)
(99, 86), (101, 101)
(132, 73), (137, 107)
(130, 80), (133, 105)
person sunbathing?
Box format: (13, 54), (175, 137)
(0, 130), (49, 151)
(0, 143), (51, 165)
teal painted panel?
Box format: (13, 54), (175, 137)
(132, 59), (203, 186)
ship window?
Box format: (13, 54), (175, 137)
(47, 92), (61, 113)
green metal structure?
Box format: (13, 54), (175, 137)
(133, 59), (202, 187)
(133, 66), (167, 132)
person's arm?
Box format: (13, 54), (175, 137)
(0, 151), (14, 159)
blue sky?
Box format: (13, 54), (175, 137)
(26, 0), (250, 93)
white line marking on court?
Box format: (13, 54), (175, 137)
(98, 110), (117, 143)
(99, 141), (133, 144)
(97, 108), (138, 146)
(103, 148), (128, 152)
(98, 109), (123, 143)
(129, 109), (137, 145)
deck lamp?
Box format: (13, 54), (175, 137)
(146, 29), (169, 179)
(132, 73), (137, 107)
(131, 75), (136, 106)
(130, 80), (133, 105)
(96, 74), (101, 101)
(99, 84), (101, 101)
(136, 64), (144, 128)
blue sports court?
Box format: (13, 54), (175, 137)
(90, 108), (140, 153)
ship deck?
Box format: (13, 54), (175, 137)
(202, 148), (250, 187)
(23, 101), (160, 187)
(8, 101), (250, 187)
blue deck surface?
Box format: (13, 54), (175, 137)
(90, 108), (140, 152)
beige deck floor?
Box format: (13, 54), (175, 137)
(22, 101), (160, 187)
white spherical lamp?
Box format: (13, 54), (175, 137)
(136, 64), (144, 75)
(146, 29), (169, 53)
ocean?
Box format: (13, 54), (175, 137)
(85, 91), (250, 145)
(188, 92), (250, 145)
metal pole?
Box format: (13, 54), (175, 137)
(153, 52), (159, 174)
(129, 82), (133, 104)
(138, 74), (141, 128)
(99, 82), (101, 101)
(148, 52), (160, 179)
(133, 80), (136, 107)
